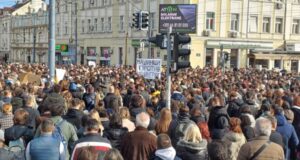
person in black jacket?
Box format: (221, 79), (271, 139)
(103, 114), (128, 150)
(82, 85), (96, 111)
(103, 85), (119, 109)
(5, 108), (34, 146)
(63, 98), (84, 130)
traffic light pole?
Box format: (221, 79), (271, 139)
(166, 26), (172, 109)
(49, 0), (56, 83)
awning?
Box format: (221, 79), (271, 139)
(249, 53), (300, 60)
(206, 40), (273, 49)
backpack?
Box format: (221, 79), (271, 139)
(8, 138), (26, 160)
(52, 119), (67, 151)
(174, 121), (193, 142)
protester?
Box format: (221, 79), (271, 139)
(155, 108), (172, 135)
(63, 98), (84, 130)
(222, 117), (246, 160)
(104, 148), (124, 160)
(176, 123), (208, 159)
(23, 95), (40, 129)
(120, 112), (157, 160)
(26, 119), (65, 160)
(71, 119), (111, 160)
(151, 134), (181, 160)
(237, 117), (285, 160)
(0, 129), (14, 160)
(0, 103), (14, 130)
(119, 107), (135, 132)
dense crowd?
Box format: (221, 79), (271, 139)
(0, 63), (300, 160)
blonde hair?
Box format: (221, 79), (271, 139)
(25, 95), (36, 107)
(2, 103), (12, 114)
(119, 107), (131, 119)
(183, 124), (202, 143)
(89, 109), (104, 134)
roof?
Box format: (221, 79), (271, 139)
(12, 0), (30, 10)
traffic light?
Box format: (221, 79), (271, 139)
(140, 11), (149, 30)
(148, 34), (167, 49)
(131, 12), (140, 29)
(173, 34), (191, 72)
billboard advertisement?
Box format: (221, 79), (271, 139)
(159, 4), (197, 33)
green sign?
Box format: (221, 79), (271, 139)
(131, 39), (140, 47)
(56, 44), (68, 52)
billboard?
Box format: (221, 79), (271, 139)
(159, 4), (197, 33)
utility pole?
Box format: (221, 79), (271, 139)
(166, 26), (172, 109)
(33, 14), (36, 63)
(147, 0), (151, 58)
(49, 0), (55, 82)
(74, 2), (78, 65)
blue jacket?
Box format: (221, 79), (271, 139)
(276, 113), (299, 160)
(26, 134), (65, 160)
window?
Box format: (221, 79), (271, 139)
(108, 17), (112, 31)
(157, 52), (160, 58)
(89, 0), (95, 7)
(249, 15), (258, 32)
(119, 16), (124, 31)
(263, 17), (271, 33)
(88, 19), (91, 32)
(57, 24), (60, 35)
(206, 12), (215, 30)
(150, 12), (155, 29)
(64, 22), (68, 34)
(101, 18), (104, 31)
(82, 1), (85, 9)
(94, 18), (98, 31)
(82, 20), (85, 33)
(292, 19), (300, 34)
(64, 1), (68, 12)
(231, 14), (239, 31)
(275, 18), (283, 33)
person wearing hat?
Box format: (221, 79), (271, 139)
(0, 129), (14, 160)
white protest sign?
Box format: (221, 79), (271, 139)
(136, 58), (161, 79)
(55, 68), (66, 83)
(88, 61), (96, 67)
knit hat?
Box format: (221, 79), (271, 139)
(0, 130), (4, 142)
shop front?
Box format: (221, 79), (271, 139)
(55, 44), (72, 65)
(100, 47), (111, 66)
(86, 47), (97, 65)
(205, 40), (273, 68)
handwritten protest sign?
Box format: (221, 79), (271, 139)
(136, 59), (161, 79)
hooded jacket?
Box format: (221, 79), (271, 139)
(223, 131), (246, 160)
(291, 106), (300, 150)
(176, 139), (208, 160)
(276, 113), (299, 160)
(151, 147), (182, 160)
(208, 106), (230, 139)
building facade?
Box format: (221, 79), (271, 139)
(0, 8), (13, 60)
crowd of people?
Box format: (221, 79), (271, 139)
(0, 63), (300, 160)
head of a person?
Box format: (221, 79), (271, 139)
(71, 98), (81, 109)
(263, 114), (277, 130)
(130, 94), (145, 108)
(183, 123), (202, 143)
(119, 107), (131, 119)
(104, 148), (124, 160)
(209, 96), (222, 108)
(240, 115), (252, 127)
(155, 108), (172, 134)
(25, 95), (36, 107)
(294, 96), (300, 107)
(13, 108), (29, 125)
(89, 109), (101, 122)
(109, 114), (122, 128)
(86, 84), (95, 94)
(229, 117), (243, 133)
(2, 103), (12, 115)
(3, 90), (12, 98)
(86, 118), (101, 133)
(255, 117), (272, 137)
(53, 84), (62, 93)
(49, 102), (65, 117)
(157, 134), (172, 149)
(41, 119), (55, 134)
(135, 112), (150, 129)
(207, 140), (229, 160)
(77, 147), (99, 160)
(108, 85), (115, 94)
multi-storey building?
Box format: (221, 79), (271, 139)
(0, 8), (13, 60)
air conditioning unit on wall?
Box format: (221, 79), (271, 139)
(203, 30), (210, 37)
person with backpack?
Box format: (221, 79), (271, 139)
(168, 105), (195, 148)
(35, 102), (78, 160)
(0, 129), (14, 160)
(25, 119), (65, 160)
